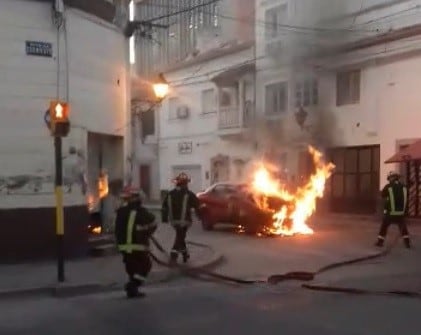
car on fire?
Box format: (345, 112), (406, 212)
(196, 182), (291, 234)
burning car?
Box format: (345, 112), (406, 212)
(197, 183), (281, 234)
(198, 146), (335, 236)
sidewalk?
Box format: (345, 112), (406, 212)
(0, 225), (222, 299)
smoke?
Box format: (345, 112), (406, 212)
(237, 107), (342, 184)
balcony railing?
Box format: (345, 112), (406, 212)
(218, 102), (255, 130)
(218, 106), (241, 129)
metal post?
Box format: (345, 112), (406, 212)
(54, 136), (65, 282)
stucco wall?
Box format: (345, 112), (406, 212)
(321, 54), (421, 185)
(159, 47), (255, 192)
(0, 0), (129, 209)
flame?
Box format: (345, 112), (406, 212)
(92, 226), (102, 234)
(98, 174), (109, 199)
(250, 146), (335, 236)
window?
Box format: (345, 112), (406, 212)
(336, 70), (361, 106)
(265, 4), (288, 39)
(265, 82), (288, 114)
(201, 89), (216, 114)
(295, 78), (318, 108)
(168, 97), (180, 119)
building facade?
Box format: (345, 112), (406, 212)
(0, 0), (130, 261)
(133, 0), (256, 196)
(256, 0), (421, 215)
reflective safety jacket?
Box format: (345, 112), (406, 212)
(115, 204), (157, 253)
(162, 187), (200, 227)
(381, 181), (408, 217)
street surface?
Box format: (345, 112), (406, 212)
(1, 219), (421, 334)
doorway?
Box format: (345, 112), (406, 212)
(328, 145), (380, 214)
(139, 165), (151, 199)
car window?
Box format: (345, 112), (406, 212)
(211, 185), (236, 197)
(212, 185), (227, 197)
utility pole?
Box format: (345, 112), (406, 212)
(55, 135), (65, 282)
(45, 101), (70, 282)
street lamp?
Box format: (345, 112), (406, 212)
(153, 73), (169, 101)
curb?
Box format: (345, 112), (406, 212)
(0, 243), (223, 300)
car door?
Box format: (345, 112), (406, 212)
(205, 185), (233, 221)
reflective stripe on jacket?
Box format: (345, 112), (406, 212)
(386, 185), (408, 216)
(168, 193), (190, 227)
(118, 210), (150, 253)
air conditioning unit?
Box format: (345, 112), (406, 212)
(176, 105), (190, 119)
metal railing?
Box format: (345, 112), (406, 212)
(218, 106), (241, 129)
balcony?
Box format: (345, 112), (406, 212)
(218, 101), (254, 129)
(211, 63), (255, 138)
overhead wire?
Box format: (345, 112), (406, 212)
(121, 1), (421, 131)
(114, 30), (421, 133)
(140, 1), (381, 35)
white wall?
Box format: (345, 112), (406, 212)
(321, 53), (421, 185)
(158, 47), (256, 192)
(256, 0), (421, 189)
(0, 0), (129, 208)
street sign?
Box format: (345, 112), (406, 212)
(25, 41), (53, 57)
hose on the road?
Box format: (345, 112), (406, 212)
(150, 234), (421, 299)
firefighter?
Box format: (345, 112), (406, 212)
(375, 171), (411, 249)
(115, 187), (157, 298)
(162, 172), (201, 263)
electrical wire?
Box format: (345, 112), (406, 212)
(140, 1), (380, 35)
(144, 0), (220, 23)
(114, 30), (421, 133)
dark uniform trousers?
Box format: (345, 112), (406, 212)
(379, 215), (410, 240)
(115, 205), (156, 296)
(123, 251), (152, 287)
(162, 187), (201, 262)
(171, 227), (189, 259)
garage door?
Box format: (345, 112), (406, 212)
(172, 165), (202, 193)
(328, 145), (380, 214)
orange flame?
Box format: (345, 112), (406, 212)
(251, 146), (335, 236)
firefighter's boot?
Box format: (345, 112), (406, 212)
(404, 237), (411, 249)
(182, 251), (190, 263)
(124, 282), (145, 299)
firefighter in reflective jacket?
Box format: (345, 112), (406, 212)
(162, 172), (201, 263)
(115, 187), (157, 298)
(375, 171), (411, 248)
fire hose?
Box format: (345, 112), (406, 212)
(149, 235), (421, 299)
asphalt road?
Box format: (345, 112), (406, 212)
(1, 221), (421, 334)
(1, 279), (420, 335)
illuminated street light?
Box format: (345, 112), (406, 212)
(153, 73), (169, 101)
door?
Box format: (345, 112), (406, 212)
(139, 165), (151, 199)
(328, 145), (380, 214)
(172, 165), (202, 193)
(211, 155), (230, 184)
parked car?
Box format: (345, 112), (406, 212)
(197, 183), (290, 234)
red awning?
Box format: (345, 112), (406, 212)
(385, 139), (421, 163)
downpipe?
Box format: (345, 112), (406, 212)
(149, 234), (421, 299)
